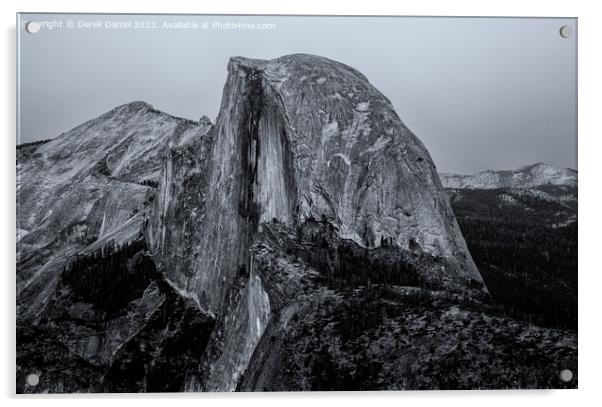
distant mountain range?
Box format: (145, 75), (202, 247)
(439, 162), (577, 189)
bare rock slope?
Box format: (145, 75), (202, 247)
(17, 101), (211, 320)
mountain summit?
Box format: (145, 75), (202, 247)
(149, 53), (487, 315)
(144, 54), (489, 389)
(16, 101), (211, 319)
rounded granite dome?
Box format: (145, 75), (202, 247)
(173, 53), (488, 315)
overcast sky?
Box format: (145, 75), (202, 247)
(17, 14), (576, 174)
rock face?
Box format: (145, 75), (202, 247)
(17, 102), (211, 321)
(17, 54), (576, 393)
(148, 54), (488, 391)
(152, 54), (486, 318)
(17, 241), (215, 393)
(439, 162), (577, 189)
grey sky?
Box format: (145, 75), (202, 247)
(17, 14), (576, 174)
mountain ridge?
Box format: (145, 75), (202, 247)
(439, 162), (577, 189)
(16, 100), (212, 320)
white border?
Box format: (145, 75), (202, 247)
(2, 1), (600, 406)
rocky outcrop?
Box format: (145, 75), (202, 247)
(141, 54), (490, 390)
(154, 54), (493, 391)
(238, 221), (576, 391)
(16, 102), (211, 321)
(151, 54), (487, 321)
(16, 241), (215, 393)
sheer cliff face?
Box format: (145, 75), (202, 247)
(155, 54), (485, 316)
(146, 55), (487, 391)
(185, 59), (299, 312)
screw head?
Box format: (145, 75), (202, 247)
(559, 25), (573, 38)
(25, 21), (41, 34)
(26, 373), (40, 386)
(559, 369), (573, 382)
